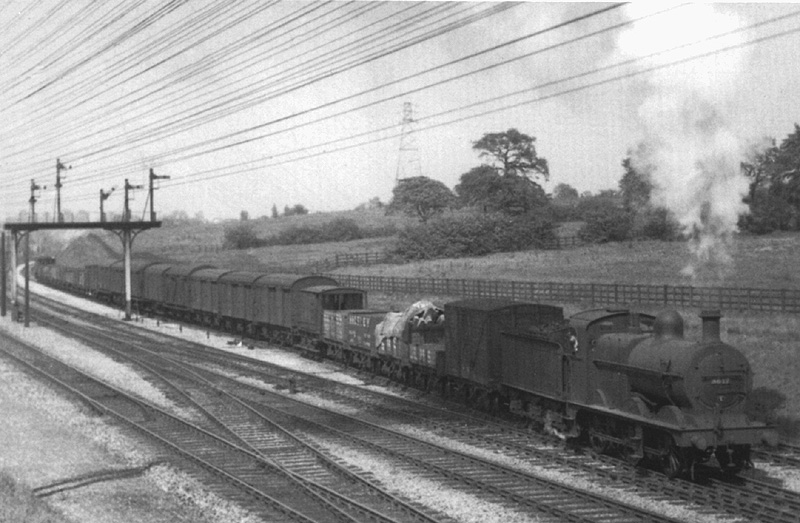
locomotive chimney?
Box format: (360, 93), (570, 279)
(700, 310), (721, 342)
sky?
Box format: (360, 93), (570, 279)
(2, 1), (800, 223)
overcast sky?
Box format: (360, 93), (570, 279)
(2, 1), (800, 222)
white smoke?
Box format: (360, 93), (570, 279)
(619, 3), (751, 280)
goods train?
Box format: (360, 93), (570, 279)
(34, 260), (777, 478)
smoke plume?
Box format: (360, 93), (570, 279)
(619, 3), (751, 280)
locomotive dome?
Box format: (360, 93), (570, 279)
(653, 310), (684, 339)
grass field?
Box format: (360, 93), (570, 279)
(331, 232), (800, 290)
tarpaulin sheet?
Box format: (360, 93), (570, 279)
(375, 301), (444, 347)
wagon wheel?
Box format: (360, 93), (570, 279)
(589, 432), (610, 455)
(662, 447), (683, 479)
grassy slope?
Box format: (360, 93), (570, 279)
(71, 209), (407, 271)
(332, 233), (800, 289)
(139, 208), (411, 252)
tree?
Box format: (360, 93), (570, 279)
(455, 164), (547, 214)
(552, 183), (579, 204)
(472, 128), (549, 180)
(271, 204), (279, 218)
(619, 157), (653, 212)
(388, 176), (455, 222)
(283, 204), (309, 217)
(767, 125), (800, 228)
(240, 210), (249, 221)
(459, 129), (550, 215)
(455, 165), (501, 208)
(740, 137), (776, 206)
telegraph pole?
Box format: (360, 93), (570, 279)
(148, 168), (170, 221)
(55, 158), (71, 222)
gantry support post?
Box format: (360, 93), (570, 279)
(123, 228), (132, 321)
(1, 231), (6, 318)
(24, 231), (30, 327)
(10, 232), (18, 306)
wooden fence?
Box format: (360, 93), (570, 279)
(326, 274), (800, 313)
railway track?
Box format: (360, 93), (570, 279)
(755, 443), (800, 468)
(16, 293), (682, 523)
(0, 333), (384, 523)
(17, 291), (800, 522)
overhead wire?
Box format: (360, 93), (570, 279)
(1, 1), (494, 179)
(151, 11), (800, 192)
(80, 2), (636, 178)
(3, 4), (798, 214)
(5, 1), (363, 160)
(0, 1), (422, 162)
(62, 2), (480, 167)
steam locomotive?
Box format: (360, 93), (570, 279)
(34, 260), (777, 477)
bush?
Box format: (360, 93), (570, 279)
(578, 204), (633, 243)
(222, 222), (264, 249)
(739, 191), (794, 234)
(746, 386), (786, 424)
(262, 218), (397, 247)
(394, 211), (557, 260)
(635, 207), (682, 241)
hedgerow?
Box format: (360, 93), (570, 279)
(394, 211), (557, 260)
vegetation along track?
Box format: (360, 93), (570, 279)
(20, 292), (800, 522)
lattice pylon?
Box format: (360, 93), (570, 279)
(395, 102), (423, 182)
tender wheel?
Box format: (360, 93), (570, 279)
(589, 432), (611, 455)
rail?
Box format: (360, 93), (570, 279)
(326, 274), (800, 312)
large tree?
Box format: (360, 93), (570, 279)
(769, 125), (800, 223)
(472, 128), (549, 180)
(740, 126), (800, 232)
(740, 137), (776, 206)
(388, 176), (455, 222)
(455, 165), (546, 214)
(457, 129), (550, 214)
